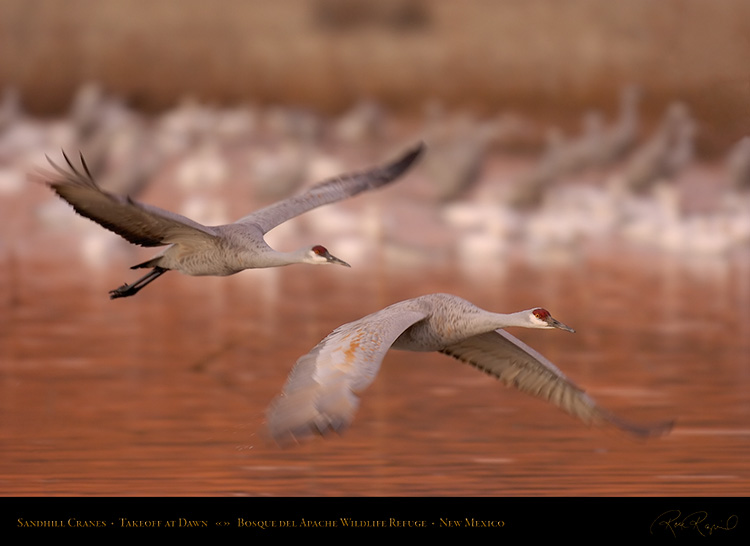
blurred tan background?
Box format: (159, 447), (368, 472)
(2, 0), (749, 155)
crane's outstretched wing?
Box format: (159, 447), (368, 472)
(266, 307), (428, 445)
(238, 142), (424, 234)
(34, 151), (218, 247)
(441, 330), (673, 437)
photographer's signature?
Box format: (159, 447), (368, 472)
(650, 510), (738, 537)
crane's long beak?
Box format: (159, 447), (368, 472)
(548, 316), (575, 333)
(325, 251), (351, 268)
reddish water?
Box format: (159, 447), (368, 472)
(2, 169), (750, 497)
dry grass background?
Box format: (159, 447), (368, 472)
(1, 0), (750, 154)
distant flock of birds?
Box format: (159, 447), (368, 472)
(4, 82), (749, 265)
(2, 83), (688, 445)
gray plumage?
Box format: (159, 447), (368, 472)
(267, 293), (674, 445)
(726, 136), (750, 192)
(613, 102), (694, 195)
(595, 84), (641, 166)
(35, 142), (424, 298)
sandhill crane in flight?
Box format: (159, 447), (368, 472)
(266, 293), (674, 445)
(36, 143), (424, 298)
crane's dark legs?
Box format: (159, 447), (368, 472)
(109, 267), (168, 299)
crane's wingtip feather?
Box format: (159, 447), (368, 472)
(62, 149), (75, 170)
(404, 141), (426, 162)
(412, 140), (426, 153)
(637, 418), (676, 438)
(268, 421), (349, 448)
(384, 141), (426, 175)
(602, 411), (676, 438)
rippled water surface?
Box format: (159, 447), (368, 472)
(2, 168), (750, 497)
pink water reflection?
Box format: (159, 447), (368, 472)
(2, 170), (750, 496)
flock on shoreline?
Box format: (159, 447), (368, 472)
(4, 82), (750, 272)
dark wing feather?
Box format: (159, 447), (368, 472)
(237, 142), (424, 234)
(441, 330), (673, 437)
(35, 151), (218, 247)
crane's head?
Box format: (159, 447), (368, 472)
(305, 245), (351, 267)
(530, 308), (576, 333)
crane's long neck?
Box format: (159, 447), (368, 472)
(476, 310), (536, 332)
(421, 296), (541, 337)
(441, 307), (537, 342)
(399, 308), (539, 353)
(424, 309), (539, 349)
(396, 296), (546, 352)
(251, 246), (311, 268)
